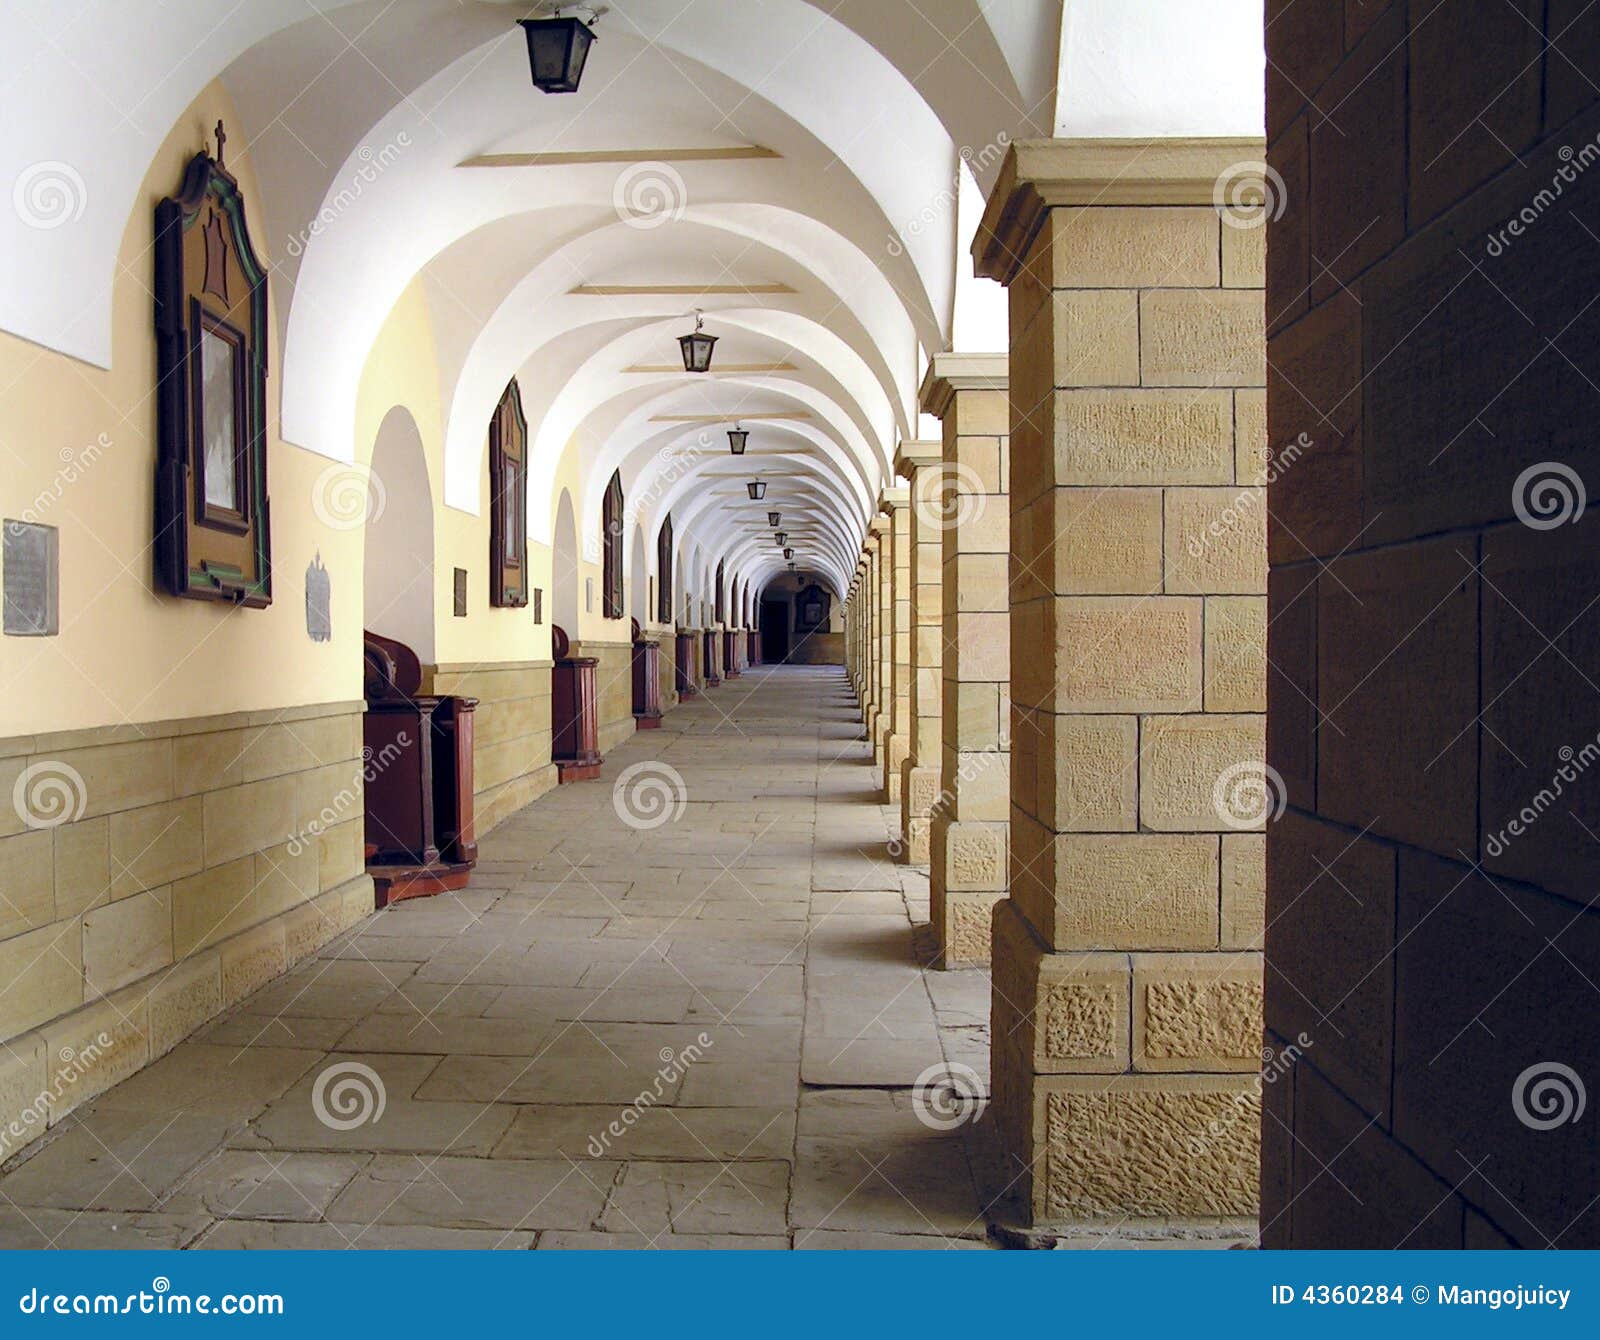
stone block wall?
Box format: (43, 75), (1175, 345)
(1263, 1), (1600, 1248)
(424, 662), (558, 834)
(0, 704), (373, 1159)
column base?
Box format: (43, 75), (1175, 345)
(988, 900), (1263, 1229)
(556, 756), (603, 783)
(928, 818), (1007, 968)
(898, 762), (939, 864)
(633, 712), (663, 730)
(881, 731), (908, 804)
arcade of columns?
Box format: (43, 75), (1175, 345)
(846, 140), (1268, 1228)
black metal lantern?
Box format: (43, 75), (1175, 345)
(679, 313), (717, 373)
(783, 547), (794, 560)
(774, 531), (787, 546)
(767, 511), (780, 527)
(746, 479), (766, 500)
(787, 561), (796, 572)
(517, 14), (597, 94)
(727, 423), (748, 455)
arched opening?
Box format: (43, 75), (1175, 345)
(363, 405), (434, 662)
(629, 522), (647, 629)
(552, 488), (579, 640)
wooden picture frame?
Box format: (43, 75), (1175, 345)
(601, 469), (624, 619)
(488, 379), (529, 607)
(656, 514), (674, 623)
(153, 127), (271, 606)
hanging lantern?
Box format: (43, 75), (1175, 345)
(783, 547), (794, 560)
(787, 561), (796, 572)
(746, 479), (766, 500)
(727, 423), (748, 455)
(767, 511), (780, 527)
(678, 312), (717, 373)
(517, 13), (597, 94)
(774, 531), (788, 546)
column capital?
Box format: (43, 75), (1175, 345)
(877, 486), (910, 514)
(918, 352), (1008, 419)
(893, 439), (941, 480)
(868, 515), (889, 537)
(972, 137), (1266, 284)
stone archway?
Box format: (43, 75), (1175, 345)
(552, 488), (580, 639)
(363, 405), (434, 662)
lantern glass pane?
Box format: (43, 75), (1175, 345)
(679, 330), (717, 373)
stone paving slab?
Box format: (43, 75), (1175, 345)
(537, 1230), (788, 1249)
(493, 1104), (795, 1162)
(326, 1154), (614, 1231)
(600, 1160), (791, 1236)
(0, 1207), (212, 1250)
(0, 1112), (233, 1212)
(192, 1221), (537, 1249)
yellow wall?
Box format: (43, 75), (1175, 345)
(0, 80), (678, 742)
(0, 81), (362, 738)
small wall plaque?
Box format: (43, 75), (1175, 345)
(305, 551), (331, 642)
(3, 520), (59, 636)
(532, 588), (543, 624)
(453, 567), (468, 617)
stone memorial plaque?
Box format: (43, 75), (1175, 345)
(453, 567), (468, 617)
(305, 552), (331, 642)
(3, 520), (59, 636)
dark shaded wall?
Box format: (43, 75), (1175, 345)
(1264, 1), (1600, 1247)
(763, 572), (842, 664)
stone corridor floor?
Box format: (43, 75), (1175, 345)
(0, 665), (1001, 1250)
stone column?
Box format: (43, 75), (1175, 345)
(974, 139), (1267, 1232)
(919, 354), (1010, 968)
(848, 565), (863, 695)
(880, 487), (911, 805)
(895, 440), (944, 863)
(868, 516), (891, 767)
(861, 531), (882, 738)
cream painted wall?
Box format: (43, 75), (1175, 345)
(547, 446), (633, 646)
(353, 277), (553, 669)
(0, 81), (362, 738)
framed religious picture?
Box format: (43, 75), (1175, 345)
(796, 582), (830, 632)
(153, 122), (272, 606)
(488, 378), (530, 607)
